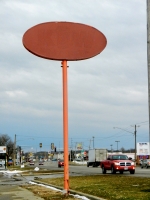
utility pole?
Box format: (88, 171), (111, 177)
(13, 134), (16, 166)
(93, 136), (95, 149)
(71, 138), (73, 150)
(134, 125), (137, 162)
(75, 142), (77, 159)
(115, 141), (120, 152)
(147, 0), (150, 158)
(131, 124), (140, 163)
(70, 138), (73, 161)
(89, 139), (91, 150)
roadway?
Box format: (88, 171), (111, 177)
(0, 161), (150, 187)
(32, 161), (150, 178)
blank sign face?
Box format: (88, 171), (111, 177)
(23, 22), (107, 61)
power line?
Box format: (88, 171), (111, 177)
(135, 121), (148, 125)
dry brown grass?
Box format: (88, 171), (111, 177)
(21, 185), (80, 200)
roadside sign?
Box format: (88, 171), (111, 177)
(0, 146), (6, 153)
(51, 143), (54, 150)
(23, 21), (107, 194)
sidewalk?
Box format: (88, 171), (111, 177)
(0, 171), (44, 200)
(0, 185), (44, 200)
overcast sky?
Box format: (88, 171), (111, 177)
(0, 0), (149, 153)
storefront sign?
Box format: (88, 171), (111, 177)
(137, 142), (149, 155)
(0, 146), (6, 153)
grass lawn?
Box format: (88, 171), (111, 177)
(40, 175), (150, 200)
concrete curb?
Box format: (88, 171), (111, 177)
(22, 172), (63, 176)
(32, 180), (106, 200)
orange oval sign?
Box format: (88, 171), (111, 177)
(23, 22), (107, 61)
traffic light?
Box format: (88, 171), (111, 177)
(54, 147), (56, 152)
(39, 143), (42, 148)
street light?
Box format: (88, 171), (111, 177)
(115, 141), (120, 152)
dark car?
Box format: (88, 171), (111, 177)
(29, 161), (35, 165)
(39, 161), (44, 165)
(141, 159), (150, 168)
(58, 159), (64, 168)
(52, 158), (57, 161)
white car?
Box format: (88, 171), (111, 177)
(139, 159), (143, 165)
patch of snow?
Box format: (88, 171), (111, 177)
(1, 170), (24, 178)
(73, 161), (87, 165)
(71, 194), (90, 200)
(29, 181), (61, 191)
(2, 170), (23, 174)
(34, 167), (39, 171)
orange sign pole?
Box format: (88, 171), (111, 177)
(62, 60), (69, 193)
(23, 21), (107, 196)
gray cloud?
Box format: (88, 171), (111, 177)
(0, 0), (148, 151)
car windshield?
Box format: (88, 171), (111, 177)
(112, 155), (128, 160)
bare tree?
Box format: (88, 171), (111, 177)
(0, 134), (14, 158)
(120, 147), (125, 153)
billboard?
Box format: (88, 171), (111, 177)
(76, 143), (82, 150)
(0, 146), (6, 153)
(51, 143), (54, 150)
(137, 142), (149, 155)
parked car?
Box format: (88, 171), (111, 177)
(15, 161), (20, 165)
(52, 158), (57, 161)
(0, 159), (5, 167)
(75, 158), (82, 162)
(141, 159), (150, 168)
(8, 159), (13, 166)
(39, 161), (44, 165)
(58, 159), (64, 168)
(139, 159), (143, 165)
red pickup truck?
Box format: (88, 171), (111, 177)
(100, 154), (135, 174)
